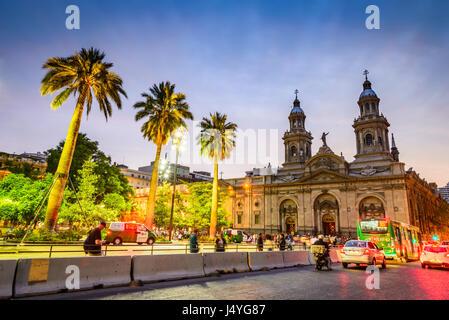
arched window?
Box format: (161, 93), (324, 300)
(365, 103), (370, 114)
(371, 103), (376, 112)
(378, 136), (383, 146)
(292, 119), (296, 128)
(365, 134), (373, 146)
(291, 146), (297, 157)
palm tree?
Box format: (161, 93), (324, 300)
(40, 47), (127, 231)
(134, 82), (193, 230)
(197, 112), (237, 239)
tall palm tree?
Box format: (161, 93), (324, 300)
(40, 47), (127, 231)
(134, 82), (193, 230)
(197, 112), (237, 239)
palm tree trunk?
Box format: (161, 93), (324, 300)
(43, 103), (84, 231)
(144, 143), (162, 230)
(209, 159), (219, 240)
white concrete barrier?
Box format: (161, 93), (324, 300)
(329, 249), (342, 263)
(203, 252), (250, 275)
(14, 256), (131, 297)
(133, 254), (205, 283)
(308, 251), (316, 265)
(282, 251), (311, 267)
(249, 251), (284, 271)
(0, 260), (17, 299)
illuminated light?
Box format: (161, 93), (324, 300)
(363, 249), (370, 255)
(243, 182), (250, 189)
(340, 248), (345, 254)
(433, 235), (439, 241)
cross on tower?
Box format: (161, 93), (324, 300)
(294, 89), (299, 99)
(363, 69), (369, 80)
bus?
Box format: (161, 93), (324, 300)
(357, 218), (421, 261)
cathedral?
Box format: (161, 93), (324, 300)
(225, 72), (449, 239)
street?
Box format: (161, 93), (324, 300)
(20, 261), (449, 300)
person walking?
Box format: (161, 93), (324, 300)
(257, 233), (264, 251)
(84, 221), (107, 256)
(190, 229), (199, 253)
(278, 233), (286, 251)
(215, 233), (226, 252)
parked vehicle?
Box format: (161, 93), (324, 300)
(420, 245), (449, 269)
(341, 240), (386, 269)
(223, 229), (252, 243)
(104, 222), (156, 245)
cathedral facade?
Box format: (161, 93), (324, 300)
(225, 74), (449, 239)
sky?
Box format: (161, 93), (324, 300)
(0, 0), (448, 185)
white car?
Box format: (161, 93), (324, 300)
(341, 240), (386, 269)
(420, 245), (449, 269)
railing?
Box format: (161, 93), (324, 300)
(0, 242), (332, 258)
(0, 242), (343, 258)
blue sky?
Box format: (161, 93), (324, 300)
(0, 0), (448, 185)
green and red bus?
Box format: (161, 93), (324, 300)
(357, 218), (421, 261)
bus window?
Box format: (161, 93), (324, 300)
(407, 230), (414, 253)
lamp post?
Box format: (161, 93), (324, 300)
(168, 128), (186, 241)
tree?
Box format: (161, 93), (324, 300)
(45, 133), (100, 187)
(181, 182), (230, 232)
(40, 47), (127, 231)
(0, 174), (54, 225)
(133, 82), (193, 230)
(58, 159), (124, 228)
(197, 112), (237, 239)
(45, 133), (134, 203)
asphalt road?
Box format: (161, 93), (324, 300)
(20, 261), (449, 300)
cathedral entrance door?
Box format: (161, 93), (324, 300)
(322, 214), (336, 236)
(286, 217), (296, 235)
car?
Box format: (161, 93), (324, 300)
(420, 245), (449, 269)
(340, 240), (387, 269)
(224, 229), (252, 243)
(442, 241), (449, 246)
(104, 222), (156, 245)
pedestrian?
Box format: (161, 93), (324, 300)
(215, 233), (226, 252)
(257, 233), (264, 251)
(83, 221), (107, 256)
(279, 233), (286, 251)
(190, 229), (199, 253)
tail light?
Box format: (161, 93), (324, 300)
(107, 230), (111, 235)
(340, 248), (345, 254)
(363, 249), (370, 255)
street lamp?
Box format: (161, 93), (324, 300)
(168, 128), (186, 241)
(158, 153), (170, 183)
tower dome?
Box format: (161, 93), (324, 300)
(359, 70), (378, 99)
(290, 95), (304, 114)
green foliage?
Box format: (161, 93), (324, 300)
(133, 81), (194, 145)
(58, 159), (125, 227)
(180, 182), (231, 231)
(9, 229), (84, 242)
(153, 182), (184, 228)
(45, 133), (134, 202)
(197, 112), (237, 161)
(0, 174), (54, 225)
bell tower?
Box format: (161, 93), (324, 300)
(282, 90), (313, 166)
(352, 70), (392, 161)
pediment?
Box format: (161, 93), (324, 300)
(305, 153), (347, 172)
(296, 169), (353, 184)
